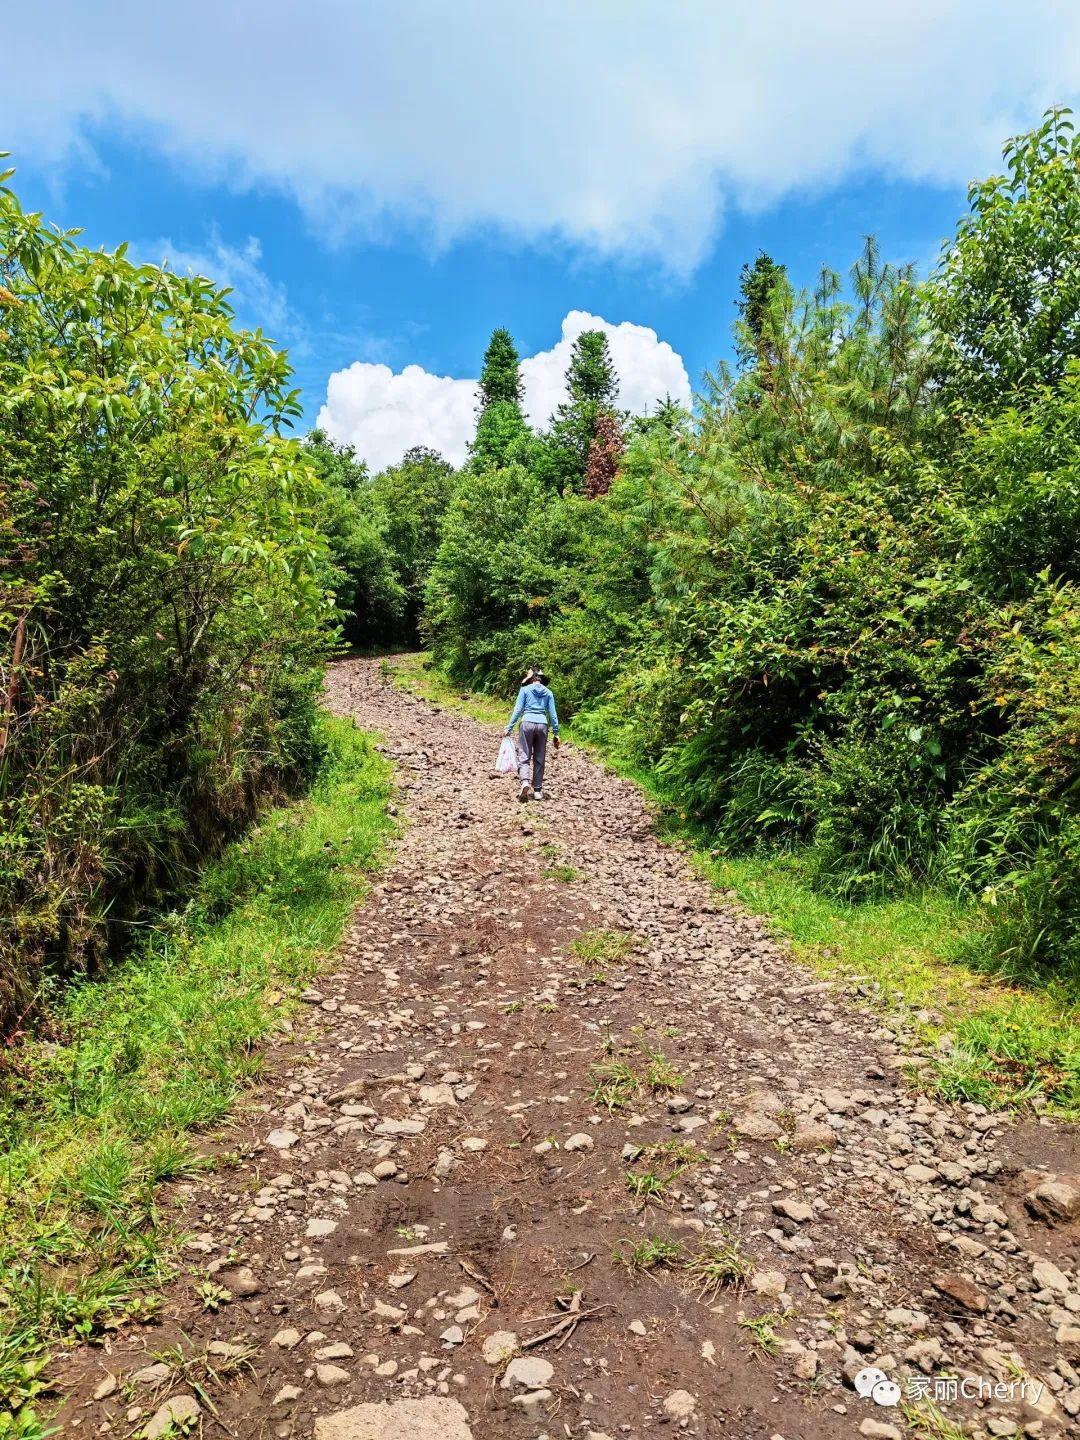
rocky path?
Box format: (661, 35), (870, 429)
(59, 657), (1079, 1440)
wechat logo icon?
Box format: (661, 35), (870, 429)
(855, 1367), (902, 1407)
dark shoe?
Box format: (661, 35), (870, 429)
(518, 782), (532, 803)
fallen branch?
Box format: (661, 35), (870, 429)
(521, 1290), (609, 1350)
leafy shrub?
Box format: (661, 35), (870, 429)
(0, 169), (328, 1023)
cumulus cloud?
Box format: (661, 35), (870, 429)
(318, 312), (692, 470)
(319, 363), (479, 473)
(520, 311), (691, 428)
(5, 3), (1080, 271)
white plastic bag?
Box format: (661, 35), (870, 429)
(496, 736), (517, 774)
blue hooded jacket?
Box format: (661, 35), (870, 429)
(505, 681), (559, 734)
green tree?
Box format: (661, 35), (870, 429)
(566, 329), (617, 409)
(929, 106), (1080, 417)
(471, 327), (532, 471)
(303, 435), (456, 647)
(302, 429), (405, 646)
(425, 465), (579, 687)
(371, 445), (456, 635)
(543, 329), (620, 491)
(735, 251), (786, 372)
(0, 166), (328, 1018)
(477, 327), (524, 406)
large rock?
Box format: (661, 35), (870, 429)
(738, 1087), (784, 1114)
(662, 1390), (697, 1422)
(750, 1269), (788, 1298)
(1032, 1258), (1070, 1294)
(773, 1197), (814, 1224)
(732, 1111), (783, 1142)
(217, 1265), (263, 1297)
(500, 1355), (554, 1390)
(932, 1271), (989, 1313)
(1025, 1175), (1080, 1226)
(144, 1395), (201, 1439)
(314, 1397), (473, 1440)
(858, 1421), (901, 1440)
(480, 1330), (519, 1366)
(791, 1119), (836, 1151)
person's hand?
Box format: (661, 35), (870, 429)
(554, 735), (561, 749)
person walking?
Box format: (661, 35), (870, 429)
(504, 667), (560, 802)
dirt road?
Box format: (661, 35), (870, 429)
(59, 657), (1079, 1439)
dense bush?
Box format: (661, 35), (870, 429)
(0, 170), (330, 1023)
(425, 463), (583, 690)
(419, 112), (1080, 985)
(305, 431), (456, 649)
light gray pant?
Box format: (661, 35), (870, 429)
(517, 721), (548, 790)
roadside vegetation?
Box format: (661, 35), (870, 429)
(0, 717), (392, 1436)
(361, 114), (1080, 1116)
(0, 157), (399, 1432)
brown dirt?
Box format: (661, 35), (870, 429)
(51, 657), (1079, 1440)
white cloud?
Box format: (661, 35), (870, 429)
(318, 312), (692, 470)
(520, 311), (691, 428)
(140, 231), (291, 335)
(5, 3), (1080, 272)
(318, 362), (478, 473)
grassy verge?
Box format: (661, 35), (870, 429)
(701, 853), (1078, 1118)
(379, 651), (509, 726)
(386, 652), (1078, 1119)
(0, 715), (394, 1437)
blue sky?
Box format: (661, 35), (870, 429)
(6, 3), (1080, 468)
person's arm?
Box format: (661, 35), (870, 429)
(505, 688), (526, 735)
(547, 689), (560, 737)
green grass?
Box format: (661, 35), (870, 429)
(738, 1310), (788, 1356)
(0, 715), (394, 1438)
(543, 863), (579, 882)
(587, 1036), (683, 1113)
(625, 1140), (704, 1205)
(702, 852), (1079, 1117)
(571, 929), (635, 965)
(380, 652), (509, 727)
(640, 1044), (682, 1093)
(588, 1058), (639, 1112)
(900, 1403), (967, 1440)
(684, 1236), (750, 1297)
(539, 842), (578, 883)
(385, 652), (1079, 1117)
(615, 1235), (684, 1271)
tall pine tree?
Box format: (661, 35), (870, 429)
(471, 327), (531, 470)
(477, 327), (524, 407)
(735, 252), (786, 373)
(542, 329), (620, 491)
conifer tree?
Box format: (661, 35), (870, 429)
(478, 327), (524, 407)
(566, 329), (618, 409)
(544, 329), (620, 490)
(736, 251), (786, 371)
(471, 327), (531, 470)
